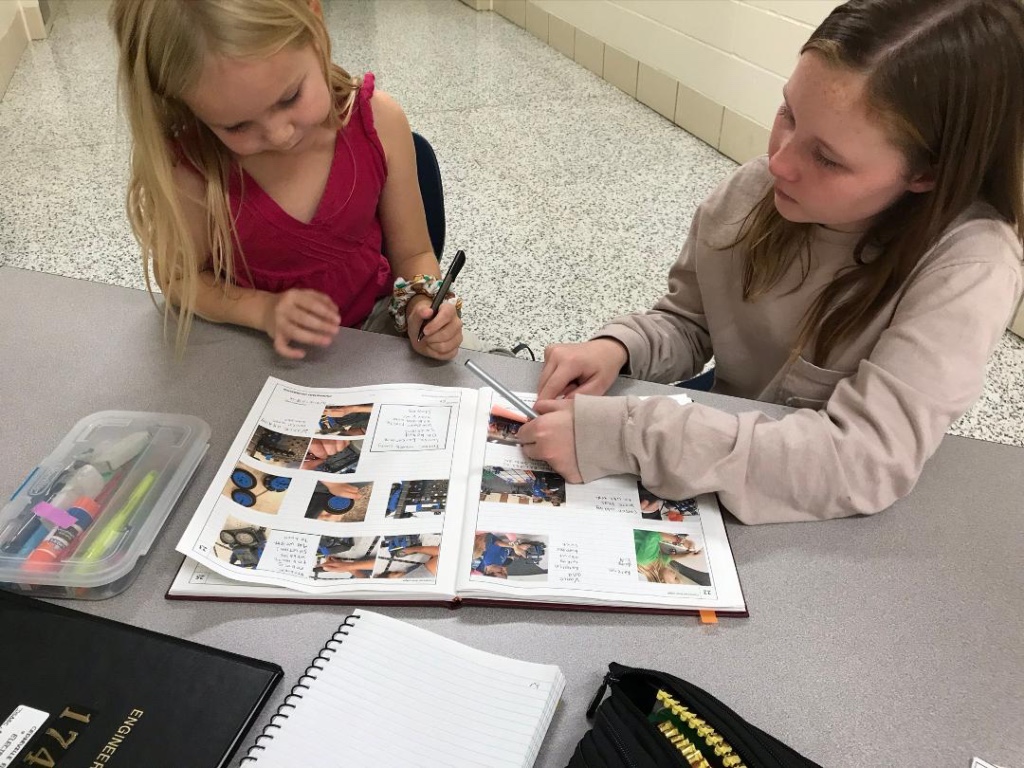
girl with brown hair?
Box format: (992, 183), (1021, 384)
(520, 0), (1024, 524)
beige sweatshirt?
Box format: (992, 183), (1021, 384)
(575, 156), (1023, 524)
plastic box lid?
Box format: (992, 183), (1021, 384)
(0, 411), (210, 591)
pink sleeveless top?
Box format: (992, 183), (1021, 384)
(228, 73), (392, 328)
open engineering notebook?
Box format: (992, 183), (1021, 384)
(170, 377), (746, 616)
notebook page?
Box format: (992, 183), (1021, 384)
(175, 379), (479, 598)
(246, 609), (564, 768)
(456, 391), (746, 614)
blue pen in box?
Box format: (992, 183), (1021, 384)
(0, 411), (209, 599)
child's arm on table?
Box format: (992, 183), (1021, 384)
(166, 164), (339, 359)
(537, 211), (713, 400)
(523, 240), (1022, 524)
(372, 90), (463, 360)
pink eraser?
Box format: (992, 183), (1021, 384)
(32, 501), (77, 528)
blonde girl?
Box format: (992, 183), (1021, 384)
(110, 0), (463, 359)
(520, 0), (1024, 524)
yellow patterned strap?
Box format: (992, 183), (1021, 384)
(653, 689), (747, 768)
(389, 274), (463, 333)
(655, 720), (713, 768)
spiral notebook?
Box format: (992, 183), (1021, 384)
(241, 609), (565, 767)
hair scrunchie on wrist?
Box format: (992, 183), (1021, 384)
(389, 274), (463, 333)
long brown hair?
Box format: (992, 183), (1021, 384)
(734, 0), (1024, 366)
(109, 0), (359, 355)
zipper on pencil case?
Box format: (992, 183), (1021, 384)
(595, 700), (642, 768)
(596, 666), (788, 768)
(653, 689), (745, 768)
(654, 718), (713, 768)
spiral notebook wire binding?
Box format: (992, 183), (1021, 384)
(240, 613), (362, 764)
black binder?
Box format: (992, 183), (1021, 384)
(0, 590), (282, 768)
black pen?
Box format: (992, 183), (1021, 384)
(418, 249), (466, 342)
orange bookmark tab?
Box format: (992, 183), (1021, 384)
(699, 610), (718, 624)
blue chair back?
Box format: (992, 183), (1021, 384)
(412, 132), (446, 260)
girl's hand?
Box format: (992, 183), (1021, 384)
(518, 400), (583, 483)
(407, 295), (462, 360)
(537, 339), (628, 400)
(263, 289), (340, 359)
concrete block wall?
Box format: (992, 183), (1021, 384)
(495, 0), (836, 163)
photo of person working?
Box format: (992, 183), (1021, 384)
(470, 532), (549, 581)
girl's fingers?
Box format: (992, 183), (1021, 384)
(421, 340), (460, 360)
(535, 356), (559, 396)
(415, 306), (462, 359)
(537, 361), (579, 401)
(297, 291), (341, 324)
(418, 303), (458, 338)
(533, 399), (572, 415)
(422, 321), (462, 347)
(274, 335), (306, 359)
(424, 340), (460, 359)
(294, 305), (339, 336)
(568, 375), (608, 397)
(283, 324), (334, 347)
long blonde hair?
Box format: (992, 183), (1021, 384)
(733, 0), (1024, 367)
(109, 0), (359, 354)
(637, 562), (670, 583)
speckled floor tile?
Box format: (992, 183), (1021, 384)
(0, 141), (140, 286)
(0, 70), (127, 150)
(0, 1), (126, 151)
(325, 0), (618, 113)
(950, 332), (1024, 447)
(1, 0), (1021, 448)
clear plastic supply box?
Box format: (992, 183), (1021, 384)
(0, 411), (210, 599)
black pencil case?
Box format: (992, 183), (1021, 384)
(567, 662), (822, 768)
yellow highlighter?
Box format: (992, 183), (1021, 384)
(80, 471), (159, 561)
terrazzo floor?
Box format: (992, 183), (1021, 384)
(0, 0), (1021, 446)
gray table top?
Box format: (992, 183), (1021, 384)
(2, 267), (1021, 768)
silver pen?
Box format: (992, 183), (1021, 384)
(464, 359), (539, 420)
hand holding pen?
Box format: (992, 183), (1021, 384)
(516, 400), (582, 483)
(411, 250), (466, 360)
(417, 250), (465, 342)
(465, 358), (583, 484)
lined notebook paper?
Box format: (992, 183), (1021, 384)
(241, 609), (565, 767)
